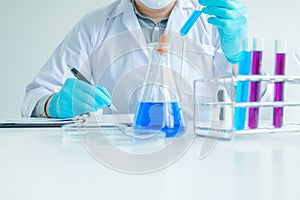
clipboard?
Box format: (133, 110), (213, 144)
(0, 118), (76, 128)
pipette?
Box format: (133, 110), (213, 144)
(180, 9), (202, 36)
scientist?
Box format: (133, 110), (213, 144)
(21, 0), (248, 118)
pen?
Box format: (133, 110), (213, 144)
(68, 64), (92, 84)
(67, 64), (118, 112)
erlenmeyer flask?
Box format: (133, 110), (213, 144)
(133, 41), (186, 137)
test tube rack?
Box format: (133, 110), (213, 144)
(194, 75), (300, 140)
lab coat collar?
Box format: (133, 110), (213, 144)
(107, 0), (130, 19)
(107, 0), (146, 46)
(117, 0), (148, 57)
(107, 0), (141, 34)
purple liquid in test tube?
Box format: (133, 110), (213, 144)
(273, 40), (287, 128)
(248, 38), (263, 129)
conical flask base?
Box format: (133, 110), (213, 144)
(133, 102), (185, 137)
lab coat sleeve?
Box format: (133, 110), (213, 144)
(21, 11), (104, 117)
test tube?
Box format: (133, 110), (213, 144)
(248, 38), (264, 129)
(180, 10), (202, 36)
(273, 39), (287, 128)
(234, 39), (252, 130)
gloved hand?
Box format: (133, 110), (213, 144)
(47, 78), (111, 118)
(198, 0), (248, 64)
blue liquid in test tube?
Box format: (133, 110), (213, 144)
(234, 39), (252, 130)
(180, 10), (202, 36)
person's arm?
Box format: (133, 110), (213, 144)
(21, 10), (101, 118)
(44, 95), (53, 118)
(30, 94), (52, 118)
(46, 79), (111, 119)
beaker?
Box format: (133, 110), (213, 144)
(133, 42), (186, 137)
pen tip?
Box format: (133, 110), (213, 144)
(67, 64), (72, 69)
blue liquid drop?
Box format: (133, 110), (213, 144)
(133, 102), (185, 137)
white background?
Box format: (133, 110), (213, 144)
(0, 0), (299, 118)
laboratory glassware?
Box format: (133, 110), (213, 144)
(180, 9), (202, 36)
(273, 39), (287, 128)
(248, 38), (264, 129)
(234, 39), (252, 130)
(133, 40), (186, 137)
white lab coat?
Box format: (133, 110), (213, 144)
(21, 0), (232, 118)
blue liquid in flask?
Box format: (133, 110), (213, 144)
(133, 102), (185, 137)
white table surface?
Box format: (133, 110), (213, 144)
(1, 126), (300, 200)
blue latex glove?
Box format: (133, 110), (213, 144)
(48, 78), (111, 118)
(198, 0), (248, 64)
